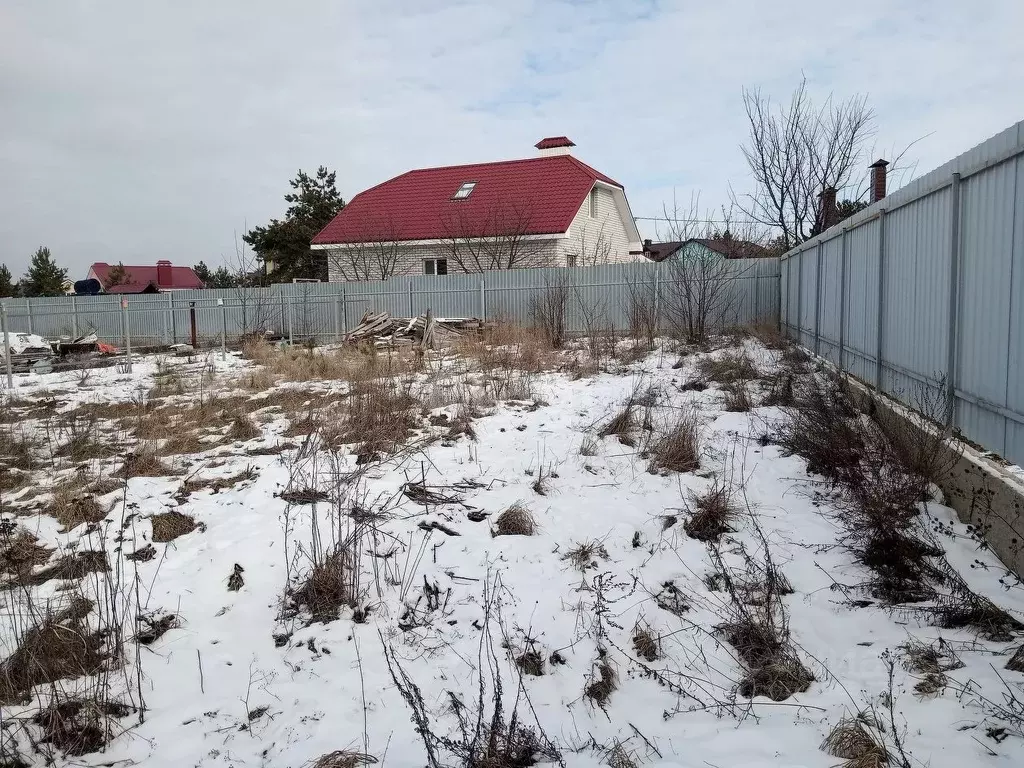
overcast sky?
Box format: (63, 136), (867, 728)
(1, 0), (1021, 277)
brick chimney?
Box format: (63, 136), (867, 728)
(156, 260), (172, 287)
(869, 159), (889, 203)
(818, 187), (839, 231)
(535, 136), (575, 157)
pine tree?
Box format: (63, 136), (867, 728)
(0, 265), (14, 298)
(103, 262), (132, 290)
(193, 261), (237, 289)
(244, 167), (345, 283)
(21, 247), (68, 297)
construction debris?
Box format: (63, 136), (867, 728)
(0, 333), (55, 372)
(345, 310), (482, 348)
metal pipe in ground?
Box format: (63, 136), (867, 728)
(121, 297), (133, 373)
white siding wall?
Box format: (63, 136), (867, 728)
(327, 239), (562, 282)
(558, 185), (634, 267)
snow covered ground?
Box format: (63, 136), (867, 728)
(1, 337), (1023, 768)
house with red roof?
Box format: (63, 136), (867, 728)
(311, 137), (643, 281)
(86, 261), (205, 293)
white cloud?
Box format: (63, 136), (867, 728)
(1, 0), (1021, 274)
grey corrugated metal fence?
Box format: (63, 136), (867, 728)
(1, 258), (779, 348)
(780, 120), (1024, 466)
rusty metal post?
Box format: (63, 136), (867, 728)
(189, 301), (198, 349)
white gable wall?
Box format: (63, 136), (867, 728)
(558, 184), (638, 267)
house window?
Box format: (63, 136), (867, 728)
(424, 258), (448, 276)
(452, 182), (477, 200)
(589, 188), (598, 218)
(566, 255), (578, 268)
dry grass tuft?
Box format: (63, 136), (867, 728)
(150, 511), (198, 543)
(579, 435), (599, 457)
(311, 751), (378, 768)
(723, 381), (753, 412)
(0, 427), (37, 470)
(492, 502), (536, 537)
(7, 551), (109, 588)
(125, 543), (156, 562)
(515, 649), (545, 677)
(118, 447), (177, 478)
(228, 414), (262, 442)
(157, 430), (210, 457)
(0, 598), (105, 705)
(820, 717), (889, 768)
(649, 409), (702, 473)
(1006, 645), (1024, 673)
(746, 322), (788, 350)
(697, 351), (759, 384)
(561, 539), (609, 572)
(328, 378), (419, 458)
(136, 612), (178, 645)
(720, 616), (813, 701)
(49, 482), (108, 532)
(606, 741), (639, 768)
(683, 479), (738, 542)
(32, 697), (132, 757)
(291, 548), (355, 623)
(0, 530), (52, 576)
(632, 623), (660, 662)
(584, 657), (617, 706)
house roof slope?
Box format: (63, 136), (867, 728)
(312, 155), (622, 246)
(89, 262), (205, 292)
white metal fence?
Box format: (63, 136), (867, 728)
(780, 120), (1024, 467)
(0, 258), (780, 348)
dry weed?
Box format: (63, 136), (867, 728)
(723, 381), (753, 412)
(492, 502), (536, 537)
(7, 551), (109, 587)
(683, 480), (737, 542)
(49, 481), (108, 532)
(720, 616), (813, 701)
(291, 548), (355, 623)
(228, 414), (262, 442)
(561, 539), (609, 572)
(32, 697), (131, 757)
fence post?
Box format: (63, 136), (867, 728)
(753, 269), (760, 323)
(875, 209), (887, 388)
(408, 280), (414, 317)
(838, 227), (848, 368)
(1, 304), (13, 390)
(161, 294), (170, 345)
(813, 241), (823, 356)
(170, 293), (178, 344)
(795, 250), (803, 344)
(945, 172), (962, 426)
(653, 262), (661, 333)
(342, 286), (348, 336)
(287, 294), (294, 346)
(26, 298), (33, 335)
(71, 295), (79, 338)
(278, 290), (286, 340)
(333, 291), (341, 340)
(480, 277), (486, 321)
(121, 297), (133, 374)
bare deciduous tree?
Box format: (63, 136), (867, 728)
(327, 215), (403, 281)
(662, 249), (748, 345)
(731, 78), (875, 250)
(530, 274), (569, 349)
(441, 199), (548, 272)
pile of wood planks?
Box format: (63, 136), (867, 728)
(345, 310), (483, 348)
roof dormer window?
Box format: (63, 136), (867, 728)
(452, 181), (477, 200)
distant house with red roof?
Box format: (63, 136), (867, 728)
(87, 261), (205, 294)
(311, 137), (643, 281)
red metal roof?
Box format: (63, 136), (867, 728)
(534, 136), (576, 149)
(312, 155), (621, 246)
(90, 262), (205, 292)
